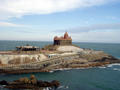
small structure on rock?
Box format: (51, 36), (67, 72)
(54, 32), (72, 45)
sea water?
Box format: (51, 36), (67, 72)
(0, 40), (120, 90)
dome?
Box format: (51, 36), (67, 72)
(54, 36), (58, 40)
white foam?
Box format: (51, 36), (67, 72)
(54, 68), (72, 71)
(98, 66), (106, 69)
(58, 85), (69, 89)
(107, 63), (120, 67)
(54, 67), (91, 71)
(43, 87), (49, 90)
(51, 67), (94, 72)
(49, 68), (71, 73)
(113, 68), (120, 71)
(74, 67), (92, 70)
(58, 85), (64, 89)
(75, 68), (86, 69)
(49, 66), (107, 73)
(49, 71), (54, 73)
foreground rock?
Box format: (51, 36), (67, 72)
(0, 75), (60, 90)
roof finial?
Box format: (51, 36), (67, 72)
(64, 32), (69, 39)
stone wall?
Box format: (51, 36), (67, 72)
(54, 40), (72, 45)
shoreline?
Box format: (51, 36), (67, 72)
(0, 60), (120, 74)
(50, 63), (120, 72)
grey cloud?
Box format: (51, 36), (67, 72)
(55, 23), (120, 33)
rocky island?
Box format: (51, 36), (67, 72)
(0, 32), (120, 74)
(0, 75), (60, 89)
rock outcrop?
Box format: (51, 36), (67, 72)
(57, 45), (83, 52)
(0, 45), (119, 74)
(0, 75), (60, 89)
(0, 54), (47, 64)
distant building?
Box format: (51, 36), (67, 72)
(54, 32), (72, 45)
(16, 45), (40, 51)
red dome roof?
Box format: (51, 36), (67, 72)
(54, 32), (72, 40)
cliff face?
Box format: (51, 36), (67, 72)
(0, 54), (47, 64)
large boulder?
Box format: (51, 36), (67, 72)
(57, 45), (83, 52)
(30, 75), (37, 85)
(0, 80), (8, 85)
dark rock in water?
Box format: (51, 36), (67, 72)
(93, 55), (120, 63)
(37, 80), (60, 88)
(0, 75), (60, 89)
(51, 80), (60, 88)
(0, 80), (8, 85)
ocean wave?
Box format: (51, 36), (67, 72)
(98, 66), (106, 69)
(49, 68), (72, 73)
(107, 63), (120, 67)
(49, 71), (54, 73)
(75, 67), (89, 69)
(43, 87), (52, 90)
(58, 85), (69, 89)
(113, 68), (120, 71)
(54, 67), (92, 71)
(53, 68), (72, 71)
(49, 67), (92, 73)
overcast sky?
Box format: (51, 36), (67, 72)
(0, 0), (120, 43)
